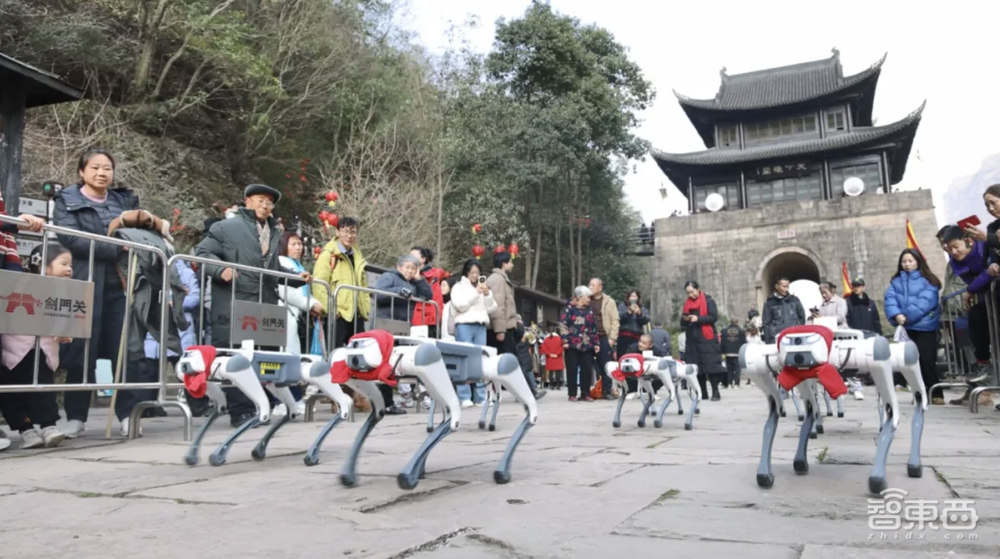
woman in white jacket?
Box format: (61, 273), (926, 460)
(450, 258), (497, 406)
(275, 232), (323, 416)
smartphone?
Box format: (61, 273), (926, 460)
(958, 215), (982, 230)
(478, 276), (487, 285)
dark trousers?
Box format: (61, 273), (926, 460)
(565, 348), (594, 398)
(596, 337), (614, 394)
(725, 357), (740, 386)
(115, 358), (159, 421)
(63, 285), (126, 423)
(968, 302), (991, 362)
(908, 329), (943, 399)
(0, 350), (60, 431)
(488, 328), (538, 394)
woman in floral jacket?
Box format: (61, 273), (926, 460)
(560, 286), (600, 402)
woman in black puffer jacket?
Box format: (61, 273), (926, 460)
(618, 289), (650, 395)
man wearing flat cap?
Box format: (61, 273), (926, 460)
(196, 184), (309, 426)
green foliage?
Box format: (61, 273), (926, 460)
(10, 0), (653, 296)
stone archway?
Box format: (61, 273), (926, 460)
(755, 247), (825, 311)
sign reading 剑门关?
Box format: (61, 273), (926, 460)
(230, 300), (288, 348)
(0, 269), (94, 338)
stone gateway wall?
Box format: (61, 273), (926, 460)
(649, 190), (945, 326)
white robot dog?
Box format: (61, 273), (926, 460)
(330, 330), (538, 490)
(604, 353), (701, 430)
(741, 325), (927, 494)
(175, 340), (353, 467)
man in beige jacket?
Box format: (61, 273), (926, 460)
(486, 252), (517, 352)
(486, 252), (545, 399)
(588, 278), (620, 399)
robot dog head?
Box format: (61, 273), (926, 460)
(344, 338), (383, 372)
(777, 325), (832, 370)
(619, 354), (645, 375)
(176, 346), (218, 398)
(611, 353), (646, 382)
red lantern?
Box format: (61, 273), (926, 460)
(326, 214), (339, 228)
(471, 223), (482, 234)
(319, 210), (330, 222)
(472, 245), (485, 258)
(325, 191), (339, 202)
(494, 245), (506, 255)
(508, 243), (520, 257)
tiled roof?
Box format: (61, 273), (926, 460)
(674, 53), (885, 111)
(0, 52), (84, 108)
(652, 101), (925, 182)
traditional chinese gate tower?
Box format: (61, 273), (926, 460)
(648, 50), (943, 322)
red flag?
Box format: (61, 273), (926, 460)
(841, 262), (851, 298)
(906, 220), (923, 259)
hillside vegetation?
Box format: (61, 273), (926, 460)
(2, 0), (655, 300)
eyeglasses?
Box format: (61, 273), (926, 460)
(339, 229), (358, 237)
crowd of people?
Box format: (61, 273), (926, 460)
(1, 146), (999, 451)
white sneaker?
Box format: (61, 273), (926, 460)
(626, 393), (638, 400)
(422, 396), (432, 408)
(0, 437), (9, 451)
(853, 390), (865, 401)
(474, 401), (484, 407)
(294, 400), (306, 416)
(654, 394), (662, 401)
(40, 426), (65, 448)
(460, 400), (474, 409)
(20, 429), (44, 449)
(272, 403), (288, 417)
(63, 420), (85, 439)
(120, 417), (143, 437)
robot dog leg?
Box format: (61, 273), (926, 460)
(395, 343), (462, 490)
(340, 378), (387, 488)
(176, 347), (230, 466)
(636, 377), (657, 428)
(794, 379), (821, 472)
(652, 359), (677, 429)
(303, 358), (354, 467)
(891, 340), (926, 479)
(741, 342), (784, 487)
(678, 362), (701, 428)
(605, 361), (629, 428)
(483, 353), (538, 484)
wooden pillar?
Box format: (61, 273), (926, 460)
(0, 76), (27, 215)
(739, 170), (747, 209)
(881, 151), (891, 192)
(687, 176), (694, 213)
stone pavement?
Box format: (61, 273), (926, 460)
(1, 384), (999, 559)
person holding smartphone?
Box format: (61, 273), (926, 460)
(617, 289), (650, 398)
(450, 258), (497, 407)
(680, 281), (726, 401)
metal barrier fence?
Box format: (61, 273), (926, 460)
(149, 253), (335, 430)
(0, 213), (192, 439)
(970, 277), (1000, 413)
(930, 289), (972, 400)
(302, 282), (440, 422)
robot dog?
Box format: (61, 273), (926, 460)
(331, 330), (538, 490)
(175, 340), (354, 467)
(741, 325), (927, 494)
(604, 354), (701, 430)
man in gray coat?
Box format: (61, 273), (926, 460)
(195, 184), (309, 426)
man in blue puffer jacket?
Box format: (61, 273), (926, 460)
(884, 249), (943, 404)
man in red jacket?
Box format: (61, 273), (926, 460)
(411, 246), (450, 338)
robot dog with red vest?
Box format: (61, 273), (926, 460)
(741, 325), (927, 494)
(330, 330), (538, 490)
(604, 354), (701, 430)
(175, 340), (353, 467)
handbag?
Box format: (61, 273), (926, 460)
(310, 318), (326, 356)
(893, 325), (910, 343)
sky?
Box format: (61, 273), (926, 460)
(400, 0), (1000, 227)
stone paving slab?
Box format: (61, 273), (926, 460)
(3, 384), (1000, 558)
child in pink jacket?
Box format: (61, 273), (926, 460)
(0, 244), (74, 449)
